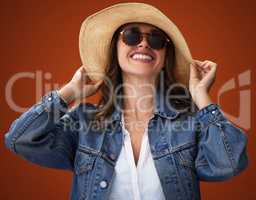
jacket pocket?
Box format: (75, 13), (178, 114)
(74, 149), (96, 175)
(176, 142), (197, 169)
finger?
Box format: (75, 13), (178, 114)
(201, 61), (215, 69)
(204, 63), (217, 74)
(194, 63), (208, 74)
(94, 79), (103, 88)
(196, 61), (217, 75)
(202, 63), (217, 81)
(199, 63), (212, 72)
(193, 63), (209, 79)
(193, 60), (203, 66)
(196, 65), (208, 73)
(193, 60), (209, 73)
(194, 60), (215, 68)
(193, 60), (208, 67)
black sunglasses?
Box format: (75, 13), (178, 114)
(120, 27), (170, 50)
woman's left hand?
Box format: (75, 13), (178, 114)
(189, 60), (217, 109)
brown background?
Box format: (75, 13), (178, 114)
(1, 0), (255, 199)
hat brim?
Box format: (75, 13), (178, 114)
(79, 2), (193, 86)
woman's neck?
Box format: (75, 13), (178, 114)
(121, 74), (157, 121)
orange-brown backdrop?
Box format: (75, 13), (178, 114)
(1, 0), (255, 199)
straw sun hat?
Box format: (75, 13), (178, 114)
(79, 2), (193, 86)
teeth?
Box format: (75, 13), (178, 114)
(132, 54), (153, 61)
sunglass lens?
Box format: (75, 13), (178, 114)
(148, 33), (166, 49)
(122, 28), (141, 46)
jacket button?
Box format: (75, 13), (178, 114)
(99, 180), (108, 189)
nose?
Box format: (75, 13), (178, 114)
(138, 34), (150, 49)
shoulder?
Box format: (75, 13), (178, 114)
(68, 102), (98, 120)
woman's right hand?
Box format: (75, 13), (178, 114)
(58, 66), (103, 105)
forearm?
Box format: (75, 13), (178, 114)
(195, 104), (248, 181)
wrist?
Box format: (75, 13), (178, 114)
(192, 90), (213, 110)
(58, 83), (77, 105)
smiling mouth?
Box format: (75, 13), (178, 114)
(130, 53), (154, 62)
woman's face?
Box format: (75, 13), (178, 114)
(117, 23), (166, 79)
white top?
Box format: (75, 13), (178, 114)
(109, 113), (166, 200)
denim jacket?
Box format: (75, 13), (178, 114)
(5, 90), (248, 200)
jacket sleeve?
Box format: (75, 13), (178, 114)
(194, 104), (248, 181)
(4, 90), (79, 171)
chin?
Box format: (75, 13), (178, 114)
(126, 69), (157, 77)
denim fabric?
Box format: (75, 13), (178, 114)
(5, 90), (248, 200)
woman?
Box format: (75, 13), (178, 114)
(5, 2), (248, 200)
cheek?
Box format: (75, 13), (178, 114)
(157, 50), (166, 67)
(117, 41), (129, 66)
(161, 51), (166, 63)
(117, 40), (121, 59)
(117, 41), (123, 60)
